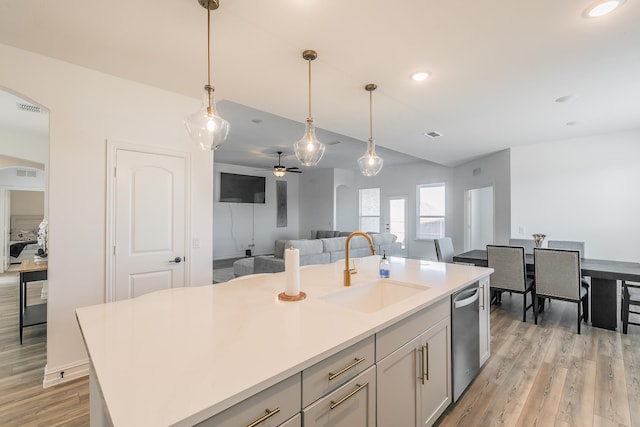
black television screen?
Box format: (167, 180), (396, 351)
(219, 172), (266, 203)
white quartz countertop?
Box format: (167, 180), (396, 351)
(76, 256), (492, 426)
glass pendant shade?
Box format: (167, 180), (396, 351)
(185, 85), (230, 150)
(358, 83), (383, 176)
(358, 139), (384, 176)
(273, 166), (286, 177)
(294, 50), (325, 166)
(293, 118), (325, 166)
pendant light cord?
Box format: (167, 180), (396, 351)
(369, 89), (373, 141)
(207, 8), (212, 89)
(307, 58), (312, 120)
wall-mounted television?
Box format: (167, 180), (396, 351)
(219, 172), (266, 204)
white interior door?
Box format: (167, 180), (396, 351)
(114, 149), (187, 301)
(464, 186), (494, 251)
(386, 195), (408, 255)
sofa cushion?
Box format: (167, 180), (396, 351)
(287, 239), (323, 256)
(321, 236), (347, 253)
(316, 230), (340, 239)
(274, 240), (287, 259)
(349, 234), (373, 249)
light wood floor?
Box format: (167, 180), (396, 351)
(0, 273), (89, 426)
(0, 272), (638, 426)
(438, 293), (640, 427)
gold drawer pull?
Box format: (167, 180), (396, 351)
(328, 357), (365, 381)
(246, 407), (280, 427)
(330, 382), (368, 410)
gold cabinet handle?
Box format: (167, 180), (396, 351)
(246, 407), (280, 427)
(328, 357), (365, 381)
(330, 382), (368, 410)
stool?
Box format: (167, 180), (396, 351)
(622, 280), (640, 334)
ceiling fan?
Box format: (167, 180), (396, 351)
(273, 151), (301, 177)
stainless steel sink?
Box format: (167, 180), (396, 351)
(321, 279), (429, 313)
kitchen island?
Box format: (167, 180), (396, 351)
(76, 256), (492, 426)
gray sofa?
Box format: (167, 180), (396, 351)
(252, 233), (401, 274)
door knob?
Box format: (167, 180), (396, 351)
(169, 257), (182, 263)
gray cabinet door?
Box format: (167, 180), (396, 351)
(377, 318), (451, 427)
(377, 334), (421, 427)
(420, 318), (451, 427)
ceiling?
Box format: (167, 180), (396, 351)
(1, 0), (639, 170)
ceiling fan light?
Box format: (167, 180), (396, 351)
(185, 86), (230, 150)
(273, 166), (286, 178)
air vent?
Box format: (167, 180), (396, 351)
(16, 102), (42, 114)
(16, 169), (37, 178)
(423, 131), (442, 138)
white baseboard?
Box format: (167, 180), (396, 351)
(43, 359), (89, 388)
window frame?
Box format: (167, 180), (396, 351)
(416, 183), (446, 240)
(358, 187), (381, 233)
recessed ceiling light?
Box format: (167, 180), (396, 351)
(584, 0), (625, 17)
(555, 95), (574, 103)
(411, 71), (430, 82)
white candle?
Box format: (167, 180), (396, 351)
(285, 247), (300, 296)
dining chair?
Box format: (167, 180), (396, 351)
(547, 239), (590, 290)
(533, 248), (588, 334)
(435, 237), (455, 263)
(487, 245), (536, 322)
(547, 240), (585, 257)
(508, 238), (536, 254)
(621, 281), (640, 334)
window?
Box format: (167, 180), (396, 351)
(417, 183), (445, 239)
(359, 188), (380, 232)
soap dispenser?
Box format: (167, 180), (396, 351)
(379, 251), (390, 278)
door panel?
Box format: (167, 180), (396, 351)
(114, 149), (186, 300)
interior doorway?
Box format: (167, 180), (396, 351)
(385, 195), (408, 256)
(464, 186), (494, 251)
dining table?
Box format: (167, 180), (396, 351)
(453, 249), (640, 331)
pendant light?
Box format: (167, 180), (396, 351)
(357, 83), (384, 176)
(184, 0), (230, 150)
(293, 50), (325, 166)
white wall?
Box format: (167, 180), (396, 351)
(0, 128), (48, 164)
(299, 169), (335, 238)
(0, 43), (214, 383)
(511, 130), (640, 262)
(213, 163), (300, 259)
(352, 161), (454, 260)
(453, 150), (511, 253)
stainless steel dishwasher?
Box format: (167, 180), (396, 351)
(451, 282), (480, 402)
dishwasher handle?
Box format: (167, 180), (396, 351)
(453, 288), (479, 309)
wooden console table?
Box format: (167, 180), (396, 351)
(19, 259), (48, 344)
